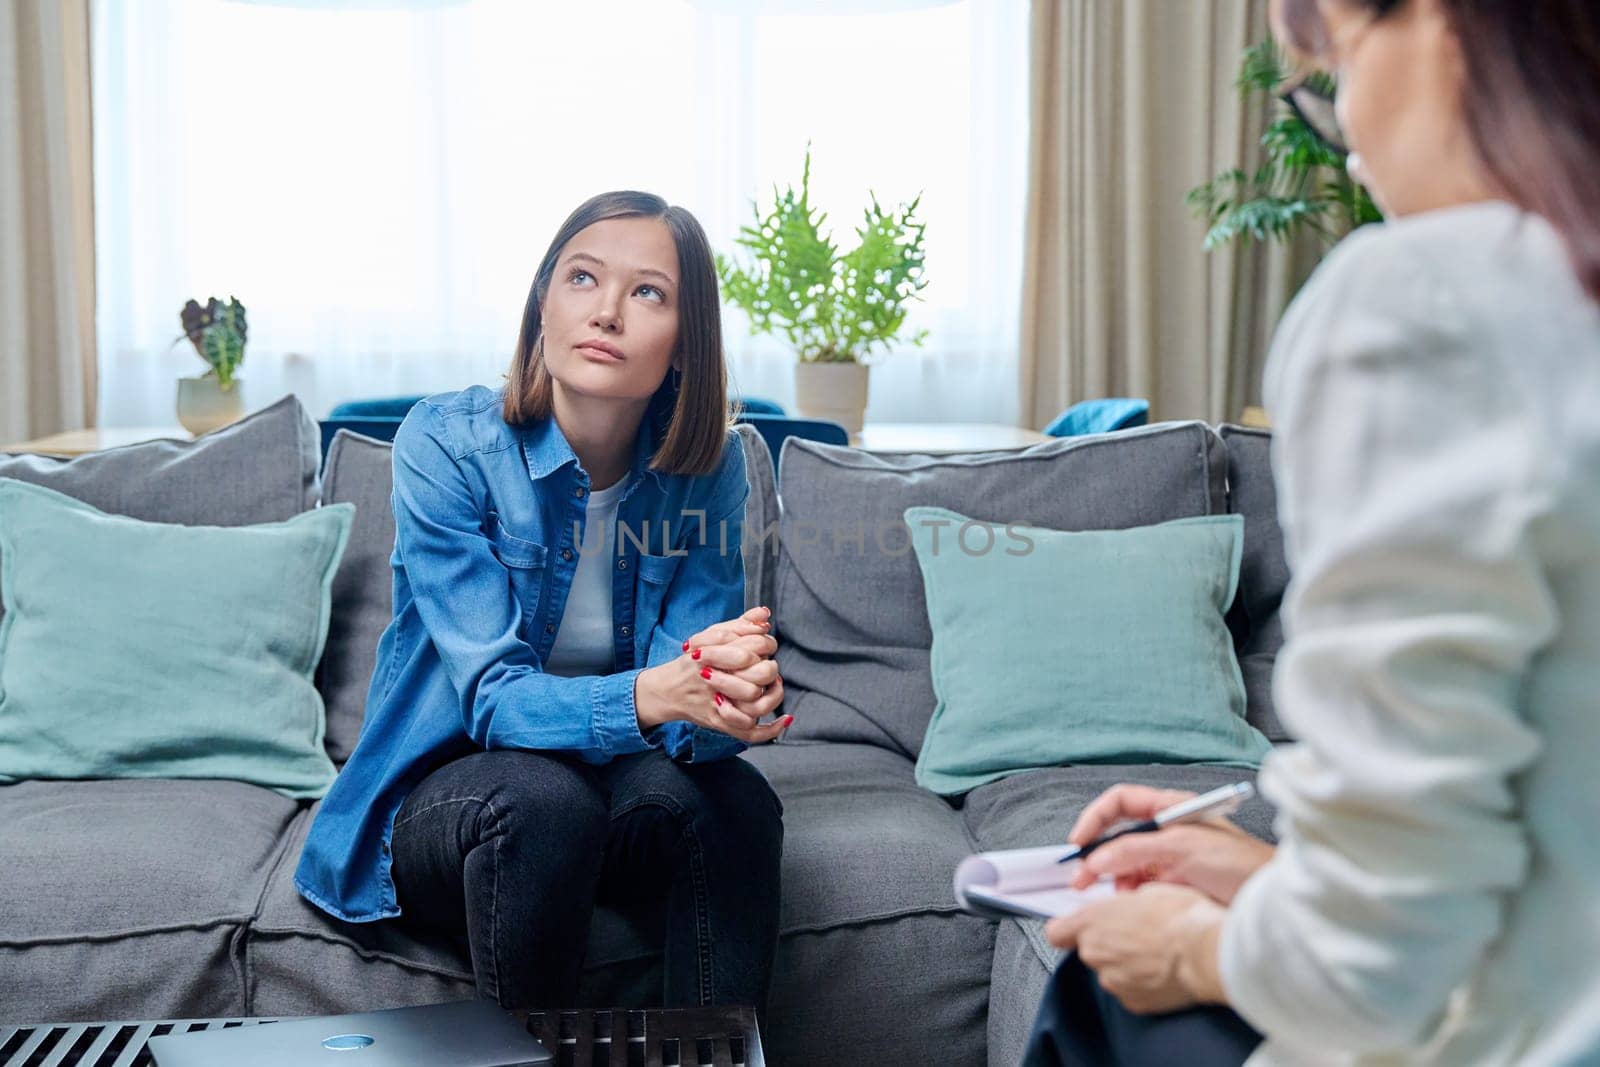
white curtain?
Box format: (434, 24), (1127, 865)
(1, 0), (96, 443)
(91, 0), (1029, 428)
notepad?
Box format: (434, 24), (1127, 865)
(954, 844), (1116, 920)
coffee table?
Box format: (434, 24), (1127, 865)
(0, 1005), (762, 1066)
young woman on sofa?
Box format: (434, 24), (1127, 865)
(294, 191), (791, 1014)
(1024, 0), (1600, 1063)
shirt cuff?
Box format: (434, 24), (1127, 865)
(590, 668), (659, 758)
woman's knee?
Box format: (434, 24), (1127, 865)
(684, 758), (785, 854)
(447, 749), (609, 844)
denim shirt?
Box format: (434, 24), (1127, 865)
(295, 385), (751, 922)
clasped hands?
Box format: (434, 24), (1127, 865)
(634, 606), (790, 744)
(1042, 784), (1277, 1014)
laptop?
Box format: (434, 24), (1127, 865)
(147, 999), (553, 1067)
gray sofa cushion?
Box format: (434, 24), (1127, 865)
(1218, 425), (1291, 741)
(249, 806), (476, 1017)
(986, 914), (1056, 1067)
(318, 431), (399, 765)
(252, 741), (992, 1065)
(732, 423), (780, 614)
(589, 741), (993, 1066)
(0, 394), (322, 631)
(743, 741), (974, 931)
(741, 741), (992, 1067)
(314, 427), (784, 763)
(0, 779), (300, 1022)
(773, 424), (1231, 758)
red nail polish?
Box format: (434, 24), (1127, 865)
(782, 715), (795, 728)
(714, 693), (724, 706)
(681, 640), (690, 651)
(691, 648), (702, 660)
(700, 667), (712, 680)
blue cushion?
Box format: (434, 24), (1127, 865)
(1043, 398), (1150, 438)
(734, 396), (786, 416)
(319, 417), (403, 460)
(734, 413), (849, 482)
(327, 395), (426, 419)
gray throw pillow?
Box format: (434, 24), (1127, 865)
(0, 394), (322, 630)
(773, 423), (1230, 759)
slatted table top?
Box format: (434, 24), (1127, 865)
(2, 1006), (763, 1067)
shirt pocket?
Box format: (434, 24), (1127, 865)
(491, 524), (548, 630)
(633, 550), (685, 640)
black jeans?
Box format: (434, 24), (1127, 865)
(1022, 953), (1262, 1067)
(389, 747), (784, 1013)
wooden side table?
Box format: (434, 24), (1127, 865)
(1, 427), (192, 456)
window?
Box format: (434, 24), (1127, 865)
(92, 0), (1028, 425)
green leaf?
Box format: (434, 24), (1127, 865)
(716, 146), (928, 362)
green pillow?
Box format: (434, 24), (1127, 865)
(905, 506), (1270, 795)
(0, 478), (352, 798)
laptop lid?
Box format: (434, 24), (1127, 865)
(147, 999), (552, 1067)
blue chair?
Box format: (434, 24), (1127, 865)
(319, 416), (404, 462)
(735, 412), (849, 483)
(328, 395), (427, 419)
(1042, 398), (1150, 437)
(733, 396), (786, 417)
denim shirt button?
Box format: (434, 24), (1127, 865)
(545, 623), (556, 634)
(617, 558), (628, 571)
(619, 625), (633, 637)
(561, 548), (574, 561)
(573, 486), (587, 499)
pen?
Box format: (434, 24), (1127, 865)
(1055, 781), (1256, 864)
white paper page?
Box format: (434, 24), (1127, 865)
(953, 844), (1115, 918)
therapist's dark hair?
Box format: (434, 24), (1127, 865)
(503, 190), (732, 476)
(1275, 0), (1600, 304)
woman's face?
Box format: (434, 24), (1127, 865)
(540, 216), (681, 404)
(1308, 0), (1482, 216)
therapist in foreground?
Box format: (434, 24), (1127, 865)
(1026, 0), (1600, 1064)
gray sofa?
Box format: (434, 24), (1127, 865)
(0, 395), (1288, 1065)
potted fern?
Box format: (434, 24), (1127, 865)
(173, 295), (248, 435)
(717, 148), (928, 433)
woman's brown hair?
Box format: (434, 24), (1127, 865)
(503, 191), (731, 476)
(1277, 0), (1600, 304)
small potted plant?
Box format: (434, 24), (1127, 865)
(717, 148), (928, 433)
(173, 295), (248, 435)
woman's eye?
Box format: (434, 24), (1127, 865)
(569, 269), (594, 285)
(636, 285), (663, 302)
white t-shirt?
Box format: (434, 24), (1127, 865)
(544, 477), (627, 678)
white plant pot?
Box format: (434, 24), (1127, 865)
(793, 361), (870, 435)
(176, 376), (245, 436)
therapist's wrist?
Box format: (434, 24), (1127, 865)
(1174, 901), (1230, 1006)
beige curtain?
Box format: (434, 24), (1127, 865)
(0, 0), (97, 443)
(1019, 0), (1323, 428)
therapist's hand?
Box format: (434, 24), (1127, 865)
(1067, 784), (1275, 904)
(1045, 883), (1229, 1014)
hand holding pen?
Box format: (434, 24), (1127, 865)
(1060, 782), (1275, 905)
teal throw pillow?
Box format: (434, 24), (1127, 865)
(0, 478), (351, 798)
(905, 506), (1270, 795)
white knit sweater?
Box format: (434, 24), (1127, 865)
(1220, 201), (1600, 1066)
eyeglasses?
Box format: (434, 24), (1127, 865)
(1279, 72), (1348, 157)
(1277, 6), (1384, 160)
